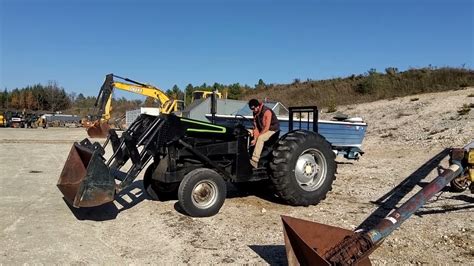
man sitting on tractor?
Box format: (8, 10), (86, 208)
(248, 99), (280, 168)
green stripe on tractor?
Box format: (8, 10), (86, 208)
(181, 118), (227, 133)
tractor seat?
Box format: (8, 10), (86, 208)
(263, 130), (280, 148)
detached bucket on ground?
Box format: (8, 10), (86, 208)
(57, 142), (116, 208)
(281, 145), (469, 265)
(281, 216), (374, 266)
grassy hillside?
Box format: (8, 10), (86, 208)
(242, 67), (474, 111)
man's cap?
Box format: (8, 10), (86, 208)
(248, 99), (259, 108)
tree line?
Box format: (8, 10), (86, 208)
(0, 79), (260, 115)
(165, 81), (256, 105)
(0, 81), (71, 112)
(2, 66), (472, 117)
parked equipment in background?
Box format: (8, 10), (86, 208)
(5, 111), (25, 128)
(37, 114), (80, 128)
(0, 113), (5, 127)
(87, 74), (184, 138)
(282, 141), (473, 265)
(191, 90), (222, 102)
(0, 111), (38, 128)
(57, 106), (338, 217)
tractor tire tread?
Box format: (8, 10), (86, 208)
(269, 130), (336, 206)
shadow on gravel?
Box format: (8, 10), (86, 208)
(65, 180), (147, 221)
(414, 194), (474, 217)
(356, 148), (451, 231)
(172, 182), (287, 215)
(226, 181), (288, 206)
(248, 245), (287, 265)
(336, 161), (354, 165)
(414, 203), (474, 216)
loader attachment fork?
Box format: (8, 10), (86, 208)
(58, 114), (166, 208)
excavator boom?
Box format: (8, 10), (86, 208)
(86, 74), (180, 138)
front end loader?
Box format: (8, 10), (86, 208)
(58, 113), (236, 210)
(58, 107), (338, 217)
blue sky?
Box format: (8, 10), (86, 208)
(1, 0), (473, 98)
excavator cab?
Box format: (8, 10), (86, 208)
(191, 90), (222, 102)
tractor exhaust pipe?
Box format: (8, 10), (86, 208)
(282, 147), (466, 265)
(210, 89), (217, 124)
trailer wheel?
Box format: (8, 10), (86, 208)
(270, 130), (336, 206)
(143, 163), (179, 201)
(178, 168), (226, 217)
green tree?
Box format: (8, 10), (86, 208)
(166, 84), (184, 101)
(0, 89), (7, 109)
(144, 96), (156, 107)
(367, 68), (378, 76)
(185, 84), (194, 105)
(26, 90), (37, 110)
(255, 79), (265, 90)
(76, 93), (86, 102)
(385, 67), (399, 76)
(228, 83), (242, 99)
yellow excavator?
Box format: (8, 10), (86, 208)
(87, 74), (183, 138)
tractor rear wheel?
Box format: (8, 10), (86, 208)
(270, 130), (336, 206)
(178, 168), (226, 217)
(143, 163), (179, 201)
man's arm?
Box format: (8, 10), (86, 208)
(253, 119), (260, 139)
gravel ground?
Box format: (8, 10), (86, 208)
(0, 88), (473, 264)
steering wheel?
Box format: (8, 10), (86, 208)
(233, 114), (252, 136)
(234, 114), (252, 125)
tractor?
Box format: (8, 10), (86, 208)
(58, 80), (336, 217)
(58, 110), (337, 217)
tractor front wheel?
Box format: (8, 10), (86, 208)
(178, 168), (226, 217)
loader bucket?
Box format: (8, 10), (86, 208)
(86, 120), (110, 138)
(281, 216), (374, 266)
(57, 142), (116, 208)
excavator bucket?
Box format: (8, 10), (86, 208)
(281, 216), (373, 266)
(57, 142), (116, 208)
(86, 120), (111, 138)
